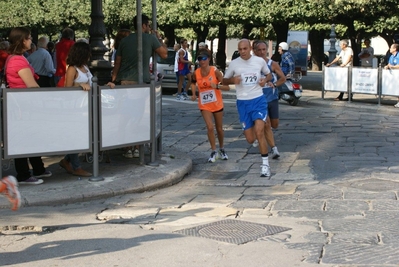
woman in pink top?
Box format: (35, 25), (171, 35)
(5, 27), (52, 185)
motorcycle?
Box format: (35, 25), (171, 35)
(278, 72), (302, 106)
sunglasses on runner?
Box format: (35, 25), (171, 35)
(197, 56), (208, 61)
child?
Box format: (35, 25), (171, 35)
(0, 176), (21, 211)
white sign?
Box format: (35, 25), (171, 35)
(324, 67), (348, 92)
(382, 69), (399, 96)
(351, 68), (378, 94)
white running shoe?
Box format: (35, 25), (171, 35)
(208, 151), (217, 163)
(133, 149), (140, 158)
(252, 140), (259, 147)
(260, 164), (271, 177)
(394, 102), (399, 108)
(123, 150), (133, 158)
(219, 149), (228, 160)
(270, 146), (280, 159)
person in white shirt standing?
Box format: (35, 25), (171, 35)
(358, 39), (374, 68)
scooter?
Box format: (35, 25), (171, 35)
(278, 72), (302, 106)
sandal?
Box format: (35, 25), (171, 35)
(334, 97), (342, 101)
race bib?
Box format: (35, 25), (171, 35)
(200, 90), (217, 104)
(241, 72), (258, 86)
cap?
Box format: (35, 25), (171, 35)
(279, 42), (289, 51)
(198, 42), (206, 48)
(197, 51), (210, 59)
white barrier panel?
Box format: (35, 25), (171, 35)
(4, 89), (90, 158)
(351, 68), (378, 94)
(100, 86), (150, 149)
(324, 67), (348, 92)
(381, 69), (399, 96)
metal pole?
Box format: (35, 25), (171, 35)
(137, 1), (143, 84)
(89, 77), (104, 181)
(148, 74), (159, 166)
(378, 66), (382, 106)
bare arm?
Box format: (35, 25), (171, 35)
(271, 61), (286, 86)
(190, 72), (197, 101)
(155, 46), (168, 59)
(18, 68), (39, 88)
(111, 56), (122, 82)
(341, 55), (352, 67)
(179, 50), (191, 64)
(211, 69), (230, 91)
(326, 55), (340, 67)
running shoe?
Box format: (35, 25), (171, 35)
(35, 170), (52, 178)
(208, 151), (217, 163)
(252, 140), (259, 147)
(176, 94), (182, 100)
(1, 176), (21, 211)
(260, 164), (271, 177)
(133, 149), (140, 158)
(394, 102), (399, 108)
(19, 176), (44, 185)
(123, 150), (133, 158)
(270, 146), (280, 159)
(219, 149), (228, 160)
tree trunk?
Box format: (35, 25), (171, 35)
(216, 23), (227, 71)
(194, 25), (209, 58)
(242, 24), (253, 39)
(346, 20), (359, 66)
(161, 25), (175, 47)
(309, 29), (327, 71)
(271, 21), (289, 62)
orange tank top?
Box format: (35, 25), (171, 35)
(195, 66), (224, 112)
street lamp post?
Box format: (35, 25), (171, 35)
(89, 0), (112, 85)
(328, 24), (338, 65)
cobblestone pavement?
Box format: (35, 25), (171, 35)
(2, 81), (399, 266)
(96, 90), (399, 266)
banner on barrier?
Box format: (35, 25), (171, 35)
(324, 67), (348, 92)
(381, 69), (399, 96)
(351, 68), (378, 94)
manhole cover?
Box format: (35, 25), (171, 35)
(174, 219), (291, 244)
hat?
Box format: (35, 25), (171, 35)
(279, 42), (289, 51)
(198, 42), (206, 48)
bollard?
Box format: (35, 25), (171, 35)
(89, 77), (104, 181)
(147, 74), (159, 167)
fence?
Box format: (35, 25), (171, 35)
(0, 77), (163, 180)
(322, 66), (399, 105)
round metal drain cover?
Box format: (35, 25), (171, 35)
(199, 222), (267, 239)
(174, 219), (291, 244)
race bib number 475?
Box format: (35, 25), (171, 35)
(241, 73), (258, 86)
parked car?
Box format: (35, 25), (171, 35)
(155, 48), (177, 90)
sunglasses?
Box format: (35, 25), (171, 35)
(197, 56), (208, 61)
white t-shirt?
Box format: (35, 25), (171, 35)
(339, 47), (353, 67)
(224, 55), (270, 100)
(358, 46), (374, 67)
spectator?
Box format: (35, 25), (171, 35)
(59, 42), (93, 177)
(384, 43), (399, 107)
(110, 14), (167, 85)
(0, 41), (9, 80)
(55, 27), (75, 84)
(5, 27), (52, 185)
(358, 39), (374, 67)
(278, 42), (295, 78)
(27, 36), (55, 87)
(326, 39), (353, 101)
(111, 29), (131, 67)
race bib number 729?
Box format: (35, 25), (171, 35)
(241, 73), (258, 86)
